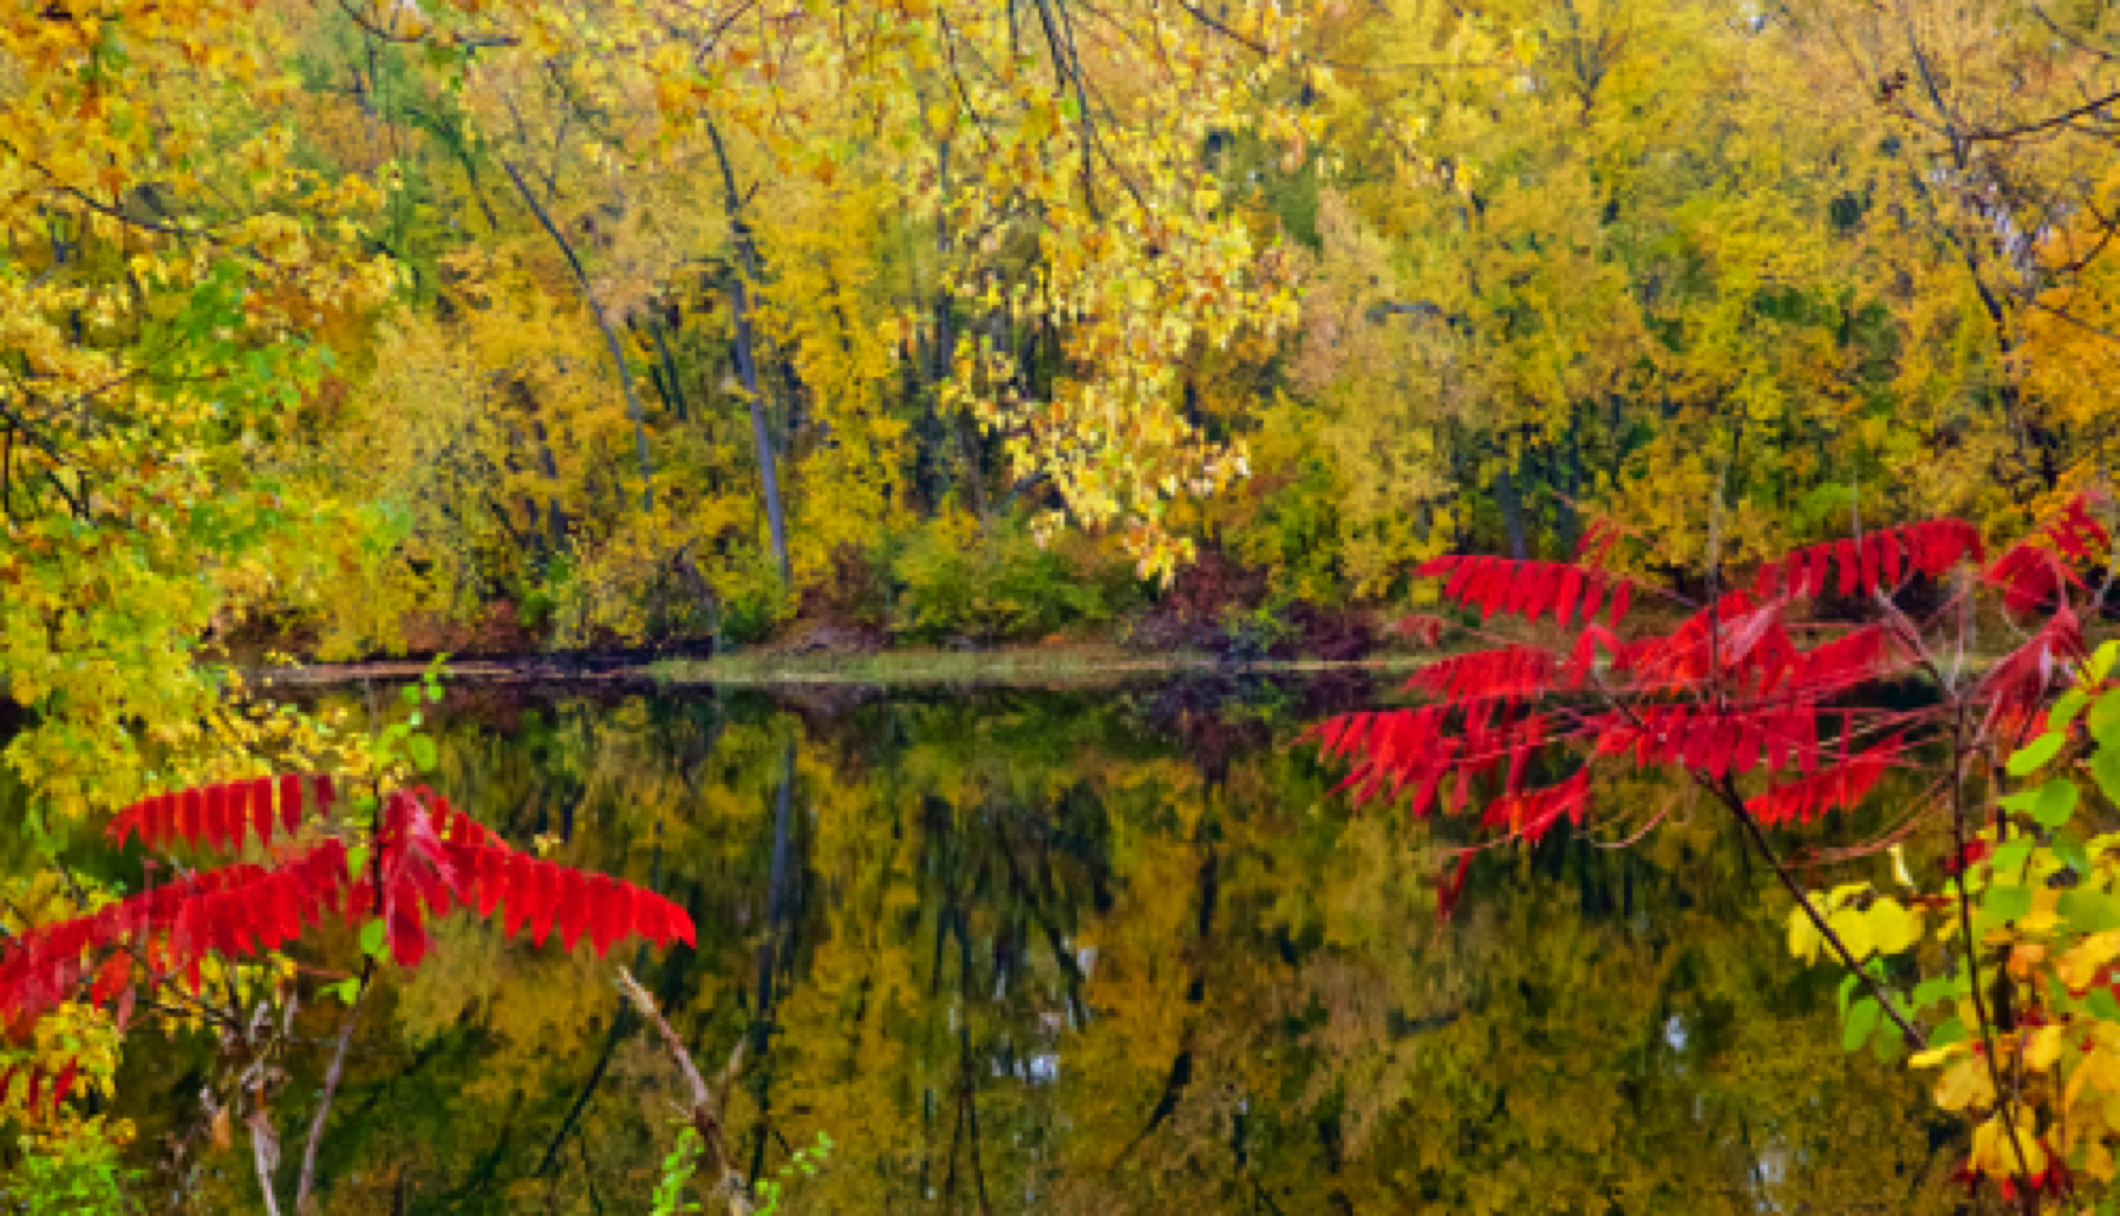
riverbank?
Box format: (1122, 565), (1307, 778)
(245, 642), (1443, 690)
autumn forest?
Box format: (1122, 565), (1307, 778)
(7, 0), (2120, 1210)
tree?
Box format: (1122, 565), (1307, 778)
(1307, 491), (2120, 1206)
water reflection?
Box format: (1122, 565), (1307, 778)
(111, 682), (1961, 1212)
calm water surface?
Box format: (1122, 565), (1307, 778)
(111, 679), (1958, 1213)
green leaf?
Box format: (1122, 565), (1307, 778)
(408, 734), (438, 773)
(1990, 840), (2034, 878)
(399, 684), (422, 707)
(424, 684), (442, 703)
(1843, 997), (1881, 1052)
(2051, 689), (2091, 731)
(2093, 689), (2120, 743)
(2034, 781), (2080, 828)
(2094, 988), (2120, 1022)
(359, 920), (387, 959)
(1929, 1017), (1968, 1049)
(2062, 889), (2120, 933)
(2093, 747), (2120, 808)
(346, 844), (370, 881)
(2009, 732), (2068, 775)
(1872, 1023), (1905, 1064)
(1977, 884), (2033, 931)
(2057, 835), (2093, 876)
(2088, 640), (2119, 685)
(330, 978), (361, 1004)
(1912, 975), (1964, 1009)
(1838, 971), (1859, 1017)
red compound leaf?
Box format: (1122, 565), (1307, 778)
(0, 839), (353, 1025)
(1979, 607), (2087, 730)
(1781, 626), (1892, 698)
(1586, 704), (1820, 777)
(1403, 646), (1558, 704)
(9, 779), (694, 1027)
(1415, 557), (1632, 627)
(2039, 493), (2111, 563)
(108, 775), (337, 854)
(1478, 769), (1593, 844)
(1436, 853), (1475, 921)
(1746, 734), (1905, 827)
(1762, 518), (1986, 600)
(444, 842), (695, 955)
(1984, 544), (2082, 616)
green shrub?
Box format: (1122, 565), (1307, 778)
(2, 1132), (137, 1215)
(890, 512), (1133, 644)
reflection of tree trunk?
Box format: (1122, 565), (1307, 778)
(534, 836), (676, 1183)
(707, 123), (793, 587)
(746, 740), (800, 1181)
(955, 923), (994, 1215)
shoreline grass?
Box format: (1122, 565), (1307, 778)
(244, 643), (1446, 690)
(647, 644), (1438, 687)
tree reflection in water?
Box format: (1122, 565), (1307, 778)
(111, 681), (1959, 1213)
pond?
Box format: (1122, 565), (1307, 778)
(107, 677), (1958, 1212)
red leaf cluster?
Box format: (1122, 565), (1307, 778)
(1984, 543), (2084, 615)
(1978, 607), (2087, 728)
(1754, 519), (1984, 601)
(451, 846), (696, 955)
(1313, 706), (1550, 818)
(1585, 704), (1820, 776)
(0, 784), (699, 1038)
(0, 841), (352, 1026)
(2039, 493), (2110, 562)
(1624, 592), (1786, 692)
(1403, 647), (1556, 703)
(1478, 769), (1592, 844)
(1745, 734), (1905, 826)
(1575, 518), (1622, 566)
(107, 775), (335, 853)
(0, 1059), (78, 1118)
(1779, 626), (1891, 698)
(1415, 557), (1632, 627)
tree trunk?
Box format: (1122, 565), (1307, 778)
(1496, 465), (1529, 561)
(707, 123), (794, 586)
(499, 158), (656, 514)
(648, 319), (690, 423)
(930, 138), (989, 522)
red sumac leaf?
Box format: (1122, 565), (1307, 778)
(557, 870), (593, 951)
(50, 1059), (76, 1111)
(278, 775), (303, 836)
(176, 790), (203, 849)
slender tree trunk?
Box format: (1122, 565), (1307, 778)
(499, 158), (656, 513)
(648, 320), (690, 423)
(930, 138), (989, 522)
(1495, 465), (1529, 561)
(706, 123), (793, 586)
(530, 419), (569, 553)
(1556, 421), (1584, 554)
